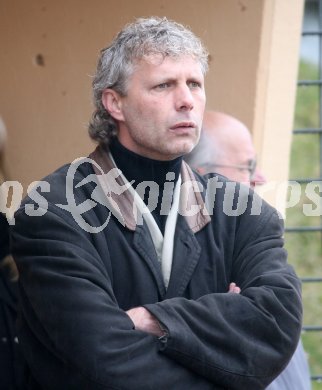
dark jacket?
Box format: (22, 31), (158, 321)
(0, 212), (10, 260)
(11, 147), (302, 390)
(0, 213), (26, 389)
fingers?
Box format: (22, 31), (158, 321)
(228, 282), (241, 294)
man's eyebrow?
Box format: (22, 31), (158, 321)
(149, 77), (175, 84)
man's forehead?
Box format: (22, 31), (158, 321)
(231, 138), (256, 164)
(134, 53), (202, 69)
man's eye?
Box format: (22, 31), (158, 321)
(188, 81), (201, 89)
(155, 83), (170, 90)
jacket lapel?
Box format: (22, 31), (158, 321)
(133, 224), (167, 299)
(89, 145), (138, 230)
(165, 215), (202, 298)
(90, 146), (166, 297)
(164, 162), (210, 298)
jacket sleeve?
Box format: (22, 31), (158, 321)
(11, 204), (215, 390)
(144, 203), (302, 389)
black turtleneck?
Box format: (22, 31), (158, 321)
(109, 137), (182, 233)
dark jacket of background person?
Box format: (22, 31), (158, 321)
(10, 150), (302, 390)
(0, 213), (26, 389)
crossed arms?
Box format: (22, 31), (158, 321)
(127, 283), (241, 337)
(11, 169), (302, 389)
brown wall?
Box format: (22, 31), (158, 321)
(0, 0), (304, 209)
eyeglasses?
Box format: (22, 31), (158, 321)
(200, 159), (257, 179)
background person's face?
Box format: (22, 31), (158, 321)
(198, 123), (266, 187)
(116, 55), (206, 161)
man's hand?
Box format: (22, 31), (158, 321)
(228, 282), (241, 294)
(127, 284), (240, 336)
(126, 307), (165, 337)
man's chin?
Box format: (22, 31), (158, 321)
(176, 140), (197, 155)
(155, 141), (197, 160)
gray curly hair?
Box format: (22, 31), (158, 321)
(88, 17), (209, 146)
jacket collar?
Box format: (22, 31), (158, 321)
(89, 145), (211, 233)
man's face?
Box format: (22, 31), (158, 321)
(219, 133), (266, 187)
(219, 133), (257, 184)
(198, 122), (266, 187)
(110, 55), (206, 161)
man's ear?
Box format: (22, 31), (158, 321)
(101, 89), (124, 121)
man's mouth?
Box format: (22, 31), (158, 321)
(170, 122), (196, 131)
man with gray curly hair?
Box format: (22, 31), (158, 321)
(88, 17), (208, 147)
(12, 17), (302, 389)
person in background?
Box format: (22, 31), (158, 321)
(185, 110), (266, 187)
(0, 116), (26, 389)
(11, 17), (301, 389)
(185, 110), (311, 390)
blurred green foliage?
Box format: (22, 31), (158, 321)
(285, 60), (322, 386)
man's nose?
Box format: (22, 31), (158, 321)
(251, 168), (267, 187)
(175, 85), (194, 111)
